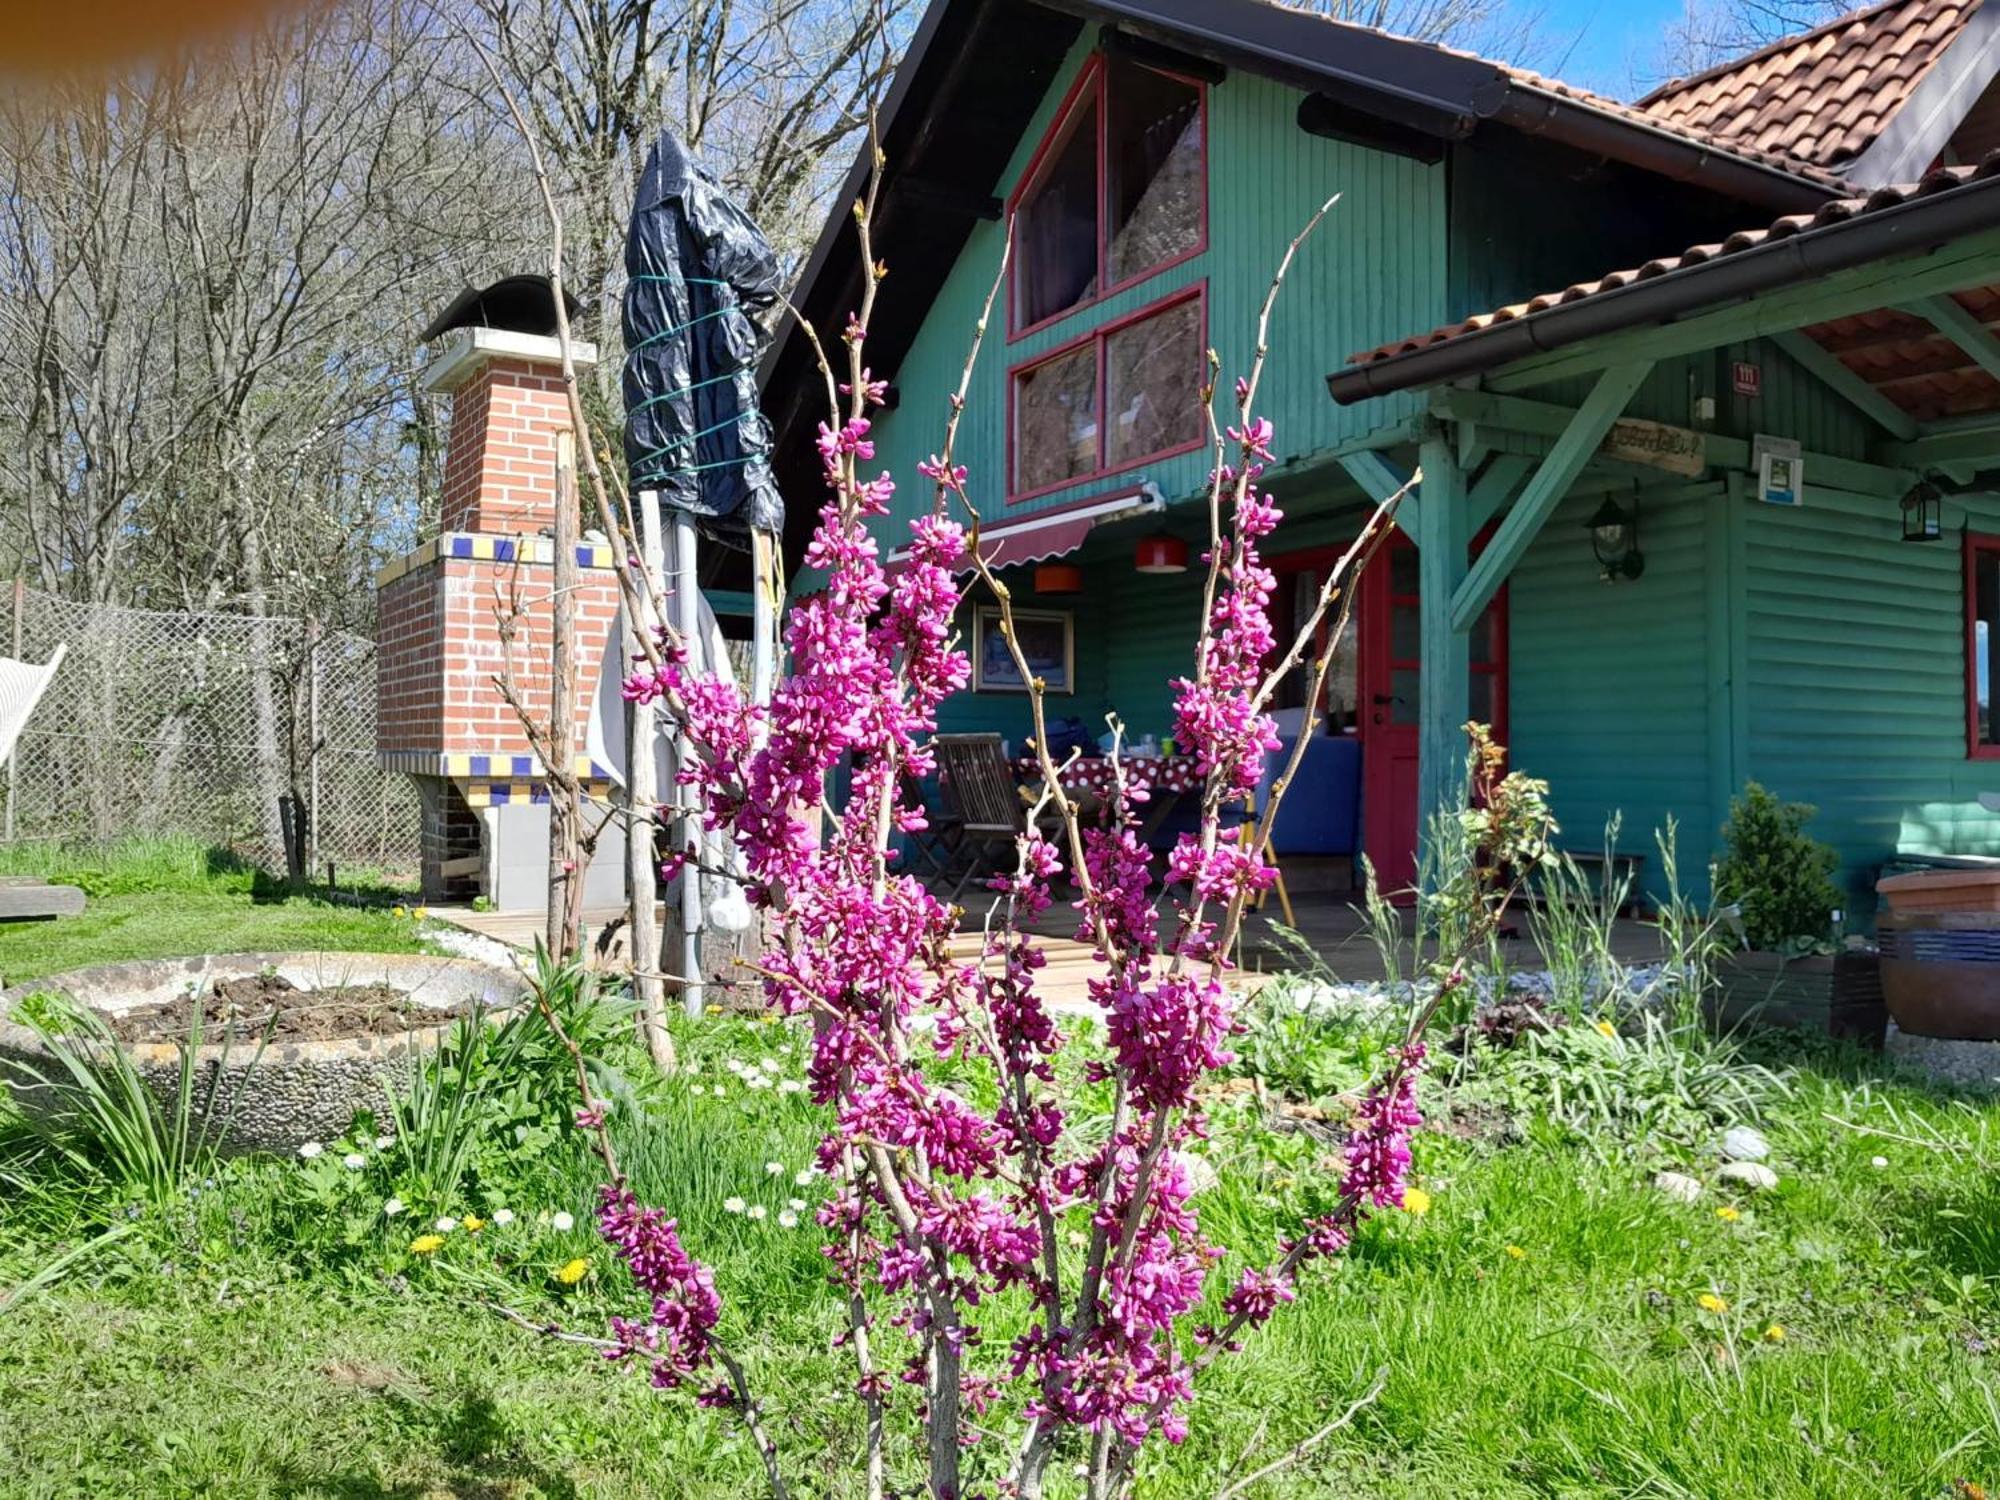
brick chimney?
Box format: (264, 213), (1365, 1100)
(376, 287), (626, 909)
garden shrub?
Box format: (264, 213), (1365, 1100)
(1714, 783), (1841, 952)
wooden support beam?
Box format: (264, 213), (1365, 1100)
(1449, 363), (1653, 634)
(1431, 384), (1913, 496)
(1901, 294), (2000, 383)
(1771, 329), (1919, 441)
(1337, 450), (1421, 536)
(1466, 453), (1531, 530)
(1879, 414), (2000, 472)
(1485, 226), (2000, 393)
(1416, 431), (1471, 855)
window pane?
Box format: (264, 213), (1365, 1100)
(1103, 298), (1203, 468)
(1014, 344), (1098, 494)
(1980, 552), (2000, 745)
(1018, 94), (1099, 327)
(1106, 61), (1203, 285)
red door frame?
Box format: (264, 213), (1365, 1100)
(1357, 530), (1509, 895)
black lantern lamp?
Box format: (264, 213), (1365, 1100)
(1584, 495), (1644, 581)
(1901, 479), (1944, 543)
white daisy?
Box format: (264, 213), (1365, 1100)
(787, 1198), (806, 1213)
(342, 1152), (366, 1170)
(759, 1057), (781, 1074)
(778, 1079), (805, 1095)
(746, 1204), (767, 1221)
(765, 1161), (785, 1175)
(297, 1141), (323, 1160)
(374, 1135), (395, 1151)
(723, 1196), (747, 1214)
(747, 1074), (771, 1090)
(492, 1208), (515, 1227)
(382, 1197), (405, 1217)
(793, 1168), (815, 1186)
(778, 1210), (800, 1229)
(435, 1216), (458, 1232)
(552, 1210), (575, 1232)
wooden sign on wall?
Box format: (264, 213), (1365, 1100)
(1600, 418), (1706, 478)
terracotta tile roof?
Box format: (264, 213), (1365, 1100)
(1343, 153), (2000, 369)
(1637, 0), (1981, 170)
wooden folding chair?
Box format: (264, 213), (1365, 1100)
(932, 733), (1059, 901)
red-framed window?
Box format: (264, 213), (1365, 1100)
(1007, 52), (1208, 340)
(1965, 533), (2000, 757)
(1007, 283), (1207, 502)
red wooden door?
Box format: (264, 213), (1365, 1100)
(1359, 532), (1507, 896)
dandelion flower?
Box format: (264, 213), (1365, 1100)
(747, 1205), (767, 1221)
(1697, 1293), (1728, 1313)
(492, 1208), (514, 1227)
(410, 1234), (445, 1254)
(765, 1161), (785, 1176)
(552, 1211), (575, 1232)
(723, 1197), (746, 1214)
(1401, 1187), (1432, 1216)
(778, 1210), (800, 1229)
(392, 905), (408, 918)
(1716, 1206), (1741, 1222)
(413, 906), (428, 921)
(1504, 1245), (1526, 1260)
(1592, 1019), (1617, 1039)
(434, 1216), (457, 1233)
(556, 1258), (589, 1285)
(342, 1152), (366, 1171)
(462, 1214), (487, 1234)
(705, 1004), (723, 1016)
(298, 1141), (324, 1160)
(794, 1168), (815, 1186)
(383, 1197), (405, 1218)
(1763, 1324), (1786, 1342)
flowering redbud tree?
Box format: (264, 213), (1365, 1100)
(548, 165), (1555, 1500)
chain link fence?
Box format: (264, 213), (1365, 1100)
(3, 587), (418, 873)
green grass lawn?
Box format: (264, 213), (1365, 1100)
(0, 837), (424, 983)
(3, 844), (1999, 1497)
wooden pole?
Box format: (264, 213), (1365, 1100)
(628, 489), (673, 1068)
(548, 428), (582, 958)
(6, 576), (21, 841)
(1415, 428), (1470, 881)
(669, 514), (705, 1017)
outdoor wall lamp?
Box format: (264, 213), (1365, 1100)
(1034, 562), (1083, 594)
(1901, 479), (1944, 542)
(1584, 495), (1644, 581)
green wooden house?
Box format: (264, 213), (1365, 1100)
(764, 0), (2000, 913)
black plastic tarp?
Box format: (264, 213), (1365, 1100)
(622, 132), (783, 547)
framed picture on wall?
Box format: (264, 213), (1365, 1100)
(972, 606), (1073, 694)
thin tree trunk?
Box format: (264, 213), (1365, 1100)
(548, 428), (583, 957)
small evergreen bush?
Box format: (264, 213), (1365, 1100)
(1714, 782), (1842, 952)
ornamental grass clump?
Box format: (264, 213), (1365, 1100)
(530, 167), (1556, 1500)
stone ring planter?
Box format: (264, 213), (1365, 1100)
(0, 951), (529, 1156)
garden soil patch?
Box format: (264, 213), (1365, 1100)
(103, 973), (476, 1044)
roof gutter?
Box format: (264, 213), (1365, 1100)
(1326, 172), (2000, 403)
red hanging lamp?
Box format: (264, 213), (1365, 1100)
(1134, 534), (1188, 574)
(1034, 561), (1083, 594)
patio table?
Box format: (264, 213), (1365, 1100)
(1011, 754), (1205, 844)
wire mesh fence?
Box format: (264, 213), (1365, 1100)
(3, 587), (418, 873)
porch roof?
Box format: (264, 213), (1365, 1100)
(1326, 154), (2000, 438)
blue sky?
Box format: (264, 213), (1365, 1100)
(1530, 0), (1695, 99)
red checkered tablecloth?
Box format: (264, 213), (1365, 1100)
(1011, 754), (1203, 801)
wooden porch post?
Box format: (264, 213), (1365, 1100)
(1415, 428), (1472, 851)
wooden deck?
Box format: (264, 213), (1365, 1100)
(429, 888), (1665, 1016)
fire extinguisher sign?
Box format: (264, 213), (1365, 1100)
(1732, 361), (1762, 398)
